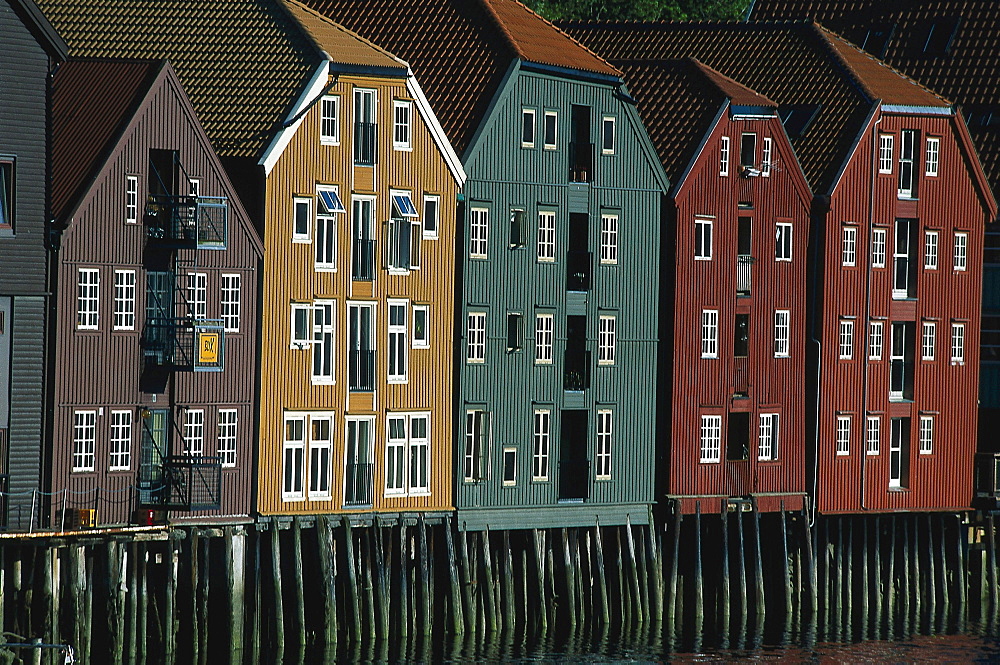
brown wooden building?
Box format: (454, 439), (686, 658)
(48, 59), (262, 526)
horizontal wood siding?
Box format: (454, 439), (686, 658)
(7, 297), (46, 529)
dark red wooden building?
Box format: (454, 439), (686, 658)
(48, 59), (263, 527)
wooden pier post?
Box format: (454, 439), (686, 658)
(887, 516), (898, 638)
(694, 503), (704, 644)
(372, 522), (389, 638)
(593, 526), (610, 625)
(938, 515), (949, 634)
(481, 529), (498, 633)
(397, 519), (411, 637)
(780, 504), (792, 638)
(419, 515), (433, 635)
(571, 529), (585, 628)
(268, 522), (286, 654)
(166, 539), (180, 664)
(751, 499), (765, 631)
(872, 517), (882, 640)
(531, 529), (548, 633)
(189, 532), (200, 665)
(844, 517), (853, 642)
(627, 517), (648, 623)
(126, 542), (138, 665)
(444, 518), (464, 634)
(927, 513), (937, 633)
(227, 528), (246, 663)
(666, 506), (681, 636)
(735, 507), (748, 646)
(988, 514), (998, 633)
(803, 506), (817, 639)
(457, 528), (475, 633)
(341, 519), (361, 642)
(859, 517), (869, 640)
(902, 516), (912, 637)
(291, 518), (307, 646)
(198, 535), (210, 665)
(316, 517), (338, 645)
(911, 516), (921, 635)
(561, 528), (577, 629)
(645, 514), (664, 625)
(955, 514), (967, 632)
(720, 501), (731, 648)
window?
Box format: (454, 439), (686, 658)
(309, 415), (333, 498)
(533, 410), (550, 480)
(467, 312), (486, 363)
(320, 95), (340, 145)
(113, 270), (136, 331)
(509, 209), (525, 248)
(221, 274), (241, 333)
(0, 158), (13, 229)
(869, 320), (884, 360)
(898, 129), (916, 198)
(867, 416), (880, 455)
(740, 133), (756, 168)
(893, 219), (915, 298)
(283, 415), (305, 499)
(290, 303), (311, 348)
(842, 226), (857, 266)
(597, 410), (612, 479)
(879, 134), (893, 173)
(758, 413), (779, 461)
(889, 418), (910, 488)
(293, 196), (311, 241)
(890, 322), (914, 400)
(507, 313), (523, 352)
(761, 138), (773, 176)
(348, 303), (375, 392)
(353, 88), (377, 166)
(600, 214), (618, 265)
(700, 415), (722, 463)
(188, 179), (200, 196)
(388, 192), (418, 271)
(735, 314), (749, 358)
(183, 409), (204, 456)
(522, 109), (536, 147)
(413, 305), (429, 348)
(393, 100), (412, 150)
(470, 208), (489, 258)
(315, 187), (343, 271)
(695, 217), (713, 260)
(872, 228), (887, 268)
(77, 268), (100, 330)
(72, 410), (97, 472)
(109, 410), (132, 470)
(836, 415), (851, 456)
(388, 301), (408, 383)
(775, 222), (792, 261)
(599, 315), (616, 365)
(951, 323), (965, 364)
(351, 196), (375, 281)
(543, 111), (557, 149)
(344, 416), (374, 505)
(218, 409), (237, 468)
(601, 116), (615, 154)
(125, 175), (138, 224)
(925, 230), (938, 269)
(919, 415), (934, 454)
(312, 301), (335, 384)
(502, 448), (517, 486)
(839, 319), (854, 359)
(719, 136), (730, 176)
(954, 232), (967, 271)
(537, 211), (555, 261)
(921, 321), (936, 360)
(423, 195), (439, 238)
(702, 309), (719, 358)
(187, 272), (207, 320)
(386, 415), (407, 495)
(925, 137), (940, 176)
(535, 313), (553, 364)
(410, 415), (429, 494)
(774, 310), (790, 358)
(464, 410), (488, 481)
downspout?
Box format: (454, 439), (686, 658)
(809, 197), (824, 528)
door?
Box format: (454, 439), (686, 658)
(890, 322), (914, 400)
(564, 315), (589, 391)
(139, 409), (169, 506)
(570, 105), (592, 181)
(890, 417), (910, 489)
(353, 89), (376, 165)
(567, 213), (590, 291)
(352, 197), (374, 280)
(559, 410), (589, 500)
(348, 303), (374, 391)
(344, 417), (373, 506)
(727, 411), (750, 461)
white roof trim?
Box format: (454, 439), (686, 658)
(881, 103), (952, 115)
(260, 59), (331, 175)
(406, 69), (466, 187)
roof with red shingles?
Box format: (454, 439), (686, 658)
(282, 0), (406, 72)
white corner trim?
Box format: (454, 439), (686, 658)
(260, 59), (331, 175)
(406, 70), (467, 187)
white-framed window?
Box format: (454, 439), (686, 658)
(353, 88), (377, 166)
(879, 134), (894, 173)
(773, 310), (790, 357)
(597, 410), (613, 479)
(869, 320), (884, 360)
(293, 196), (312, 242)
(467, 311), (486, 363)
(598, 315), (616, 365)
(290, 303), (311, 349)
(872, 227), (887, 268)
(125, 175), (138, 224)
(183, 408), (204, 456)
(308, 415), (333, 499)
(423, 194), (439, 238)
(386, 415), (407, 495)
(761, 137), (773, 177)
(507, 312), (523, 352)
(758, 413), (779, 461)
(187, 272), (207, 319)
(509, 208), (526, 248)
(347, 302), (375, 392)
(535, 313), (553, 364)
(282, 414), (305, 500)
(388, 191), (419, 272)
(217, 409), (237, 468)
(533, 409), (550, 481)
(719, 136), (730, 176)
(409, 415), (430, 494)
(839, 319), (854, 359)
(188, 179), (200, 196)
(898, 129), (916, 198)
(311, 300), (335, 384)
(77, 268), (100, 330)
(521, 108), (536, 148)
(842, 225), (857, 266)
(543, 110), (557, 149)
(320, 95), (340, 145)
(503, 448), (517, 486)
(221, 273), (241, 333)
(741, 132), (757, 168)
(412, 305), (429, 348)
(924, 230), (939, 269)
(921, 321), (936, 360)
(537, 210), (555, 261)
(919, 414), (934, 454)
(113, 269), (136, 331)
(951, 322), (965, 364)
(470, 207), (489, 258)
(72, 410), (97, 472)
(464, 410), (489, 482)
(109, 410), (132, 470)
(925, 137), (940, 176)
(315, 186), (343, 272)
(700, 415), (722, 463)
(393, 100), (412, 150)
(776, 222), (792, 261)
(600, 214), (618, 265)
(344, 415), (374, 505)
(695, 216), (713, 260)
(702, 309), (718, 358)
(602, 116), (616, 154)
(388, 300), (408, 383)
(954, 231), (967, 271)
(867, 415), (880, 456)
(836, 415), (851, 456)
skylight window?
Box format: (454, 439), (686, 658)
(778, 104), (821, 139)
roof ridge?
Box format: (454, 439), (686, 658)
(687, 57), (778, 106)
(477, 0), (524, 61)
(282, 0), (407, 67)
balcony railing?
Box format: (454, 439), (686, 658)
(349, 349), (375, 392)
(352, 238), (375, 281)
(567, 250), (592, 292)
(144, 318), (225, 372)
(139, 455), (223, 511)
(354, 122), (377, 166)
(564, 349), (591, 391)
(737, 254), (753, 297)
(344, 462), (374, 507)
(558, 458), (590, 500)
(569, 142), (593, 183)
(145, 195), (228, 250)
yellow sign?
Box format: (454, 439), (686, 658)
(198, 331), (220, 365)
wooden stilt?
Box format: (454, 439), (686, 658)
(751, 499), (765, 630)
(736, 508), (748, 647)
(127, 542), (138, 665)
(833, 516), (843, 641)
(645, 515), (664, 625)
(291, 518), (307, 646)
(938, 515), (949, 634)
(372, 522), (389, 638)
(571, 529), (585, 629)
(780, 504), (792, 638)
(444, 518), (464, 634)
(419, 515), (433, 635)
(844, 517), (853, 642)
(69, 546), (85, 664)
(360, 527), (376, 639)
(189, 532), (200, 665)
(988, 514), (999, 633)
(902, 516), (912, 637)
(561, 528), (576, 629)
(887, 515), (898, 639)
(955, 515), (967, 633)
(457, 528), (475, 633)
(927, 513), (937, 633)
(166, 539), (180, 665)
(593, 526), (610, 625)
(546, 529), (557, 629)
(859, 517), (869, 641)
(872, 517), (882, 640)
(341, 519), (361, 642)
(694, 503), (704, 644)
(720, 501), (731, 648)
(626, 517), (646, 623)
(911, 516), (921, 635)
(498, 530), (513, 634)
(268, 522), (286, 655)
(397, 519), (411, 638)
(316, 517), (337, 645)
(531, 529), (548, 633)
(138, 544), (148, 665)
(666, 506), (681, 637)
(481, 530), (498, 633)
(227, 528), (246, 663)
(803, 505), (817, 640)
(198, 536), (210, 665)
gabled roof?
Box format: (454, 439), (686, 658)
(282, 0), (406, 74)
(7, 0), (67, 58)
(299, 0), (621, 156)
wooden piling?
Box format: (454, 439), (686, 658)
(626, 517), (647, 623)
(873, 517), (882, 640)
(500, 530), (514, 635)
(444, 518), (464, 634)
(955, 514), (967, 632)
(361, 527), (376, 638)
(720, 501), (731, 647)
(927, 513), (937, 633)
(645, 514), (664, 624)
(844, 517), (853, 642)
(751, 499), (765, 629)
(530, 529), (548, 633)
(138, 543), (148, 665)
(372, 523), (389, 638)
(694, 503), (704, 642)
(227, 528), (246, 662)
(481, 530), (498, 633)
(736, 507), (748, 645)
(666, 506), (681, 636)
(887, 515), (898, 638)
(902, 516), (912, 637)
(803, 505), (817, 637)
(457, 528), (475, 633)
(561, 528), (576, 629)
(269, 521), (286, 653)
(988, 514), (998, 633)
(316, 517), (338, 645)
(342, 519), (361, 642)
(198, 536), (210, 665)
(291, 518), (307, 646)
(166, 539), (180, 664)
(127, 542), (138, 665)
(190, 532), (200, 665)
(780, 505), (792, 637)
(41, 546), (54, 664)
(911, 516), (921, 635)
(419, 515), (433, 635)
(69, 545), (85, 663)
(859, 517), (869, 640)
(938, 515), (949, 634)
(593, 526), (610, 625)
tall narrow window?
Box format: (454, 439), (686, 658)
(113, 270), (136, 331)
(315, 187), (343, 271)
(879, 134), (894, 173)
(533, 410), (550, 480)
(125, 175), (138, 224)
(925, 137), (940, 176)
(898, 129), (916, 198)
(470, 208), (489, 258)
(893, 219), (915, 298)
(543, 111), (558, 149)
(183, 408), (204, 456)
(774, 310), (790, 357)
(467, 312), (486, 363)
(890, 322), (915, 400)
(951, 323), (965, 364)
(503, 448), (517, 486)
(388, 301), (408, 383)
(837, 415), (851, 456)
(924, 230), (938, 269)
(700, 415), (722, 463)
(309, 416), (333, 498)
(423, 195), (439, 238)
(508, 209), (525, 248)
(283, 415), (305, 500)
(719, 137), (730, 176)
(320, 95), (340, 145)
(109, 410), (132, 470)
(921, 321), (936, 360)
(351, 196), (375, 281)
(464, 410), (488, 481)
(867, 415), (880, 455)
(702, 309), (719, 358)
(839, 319), (854, 359)
(293, 196), (311, 241)
(0, 158), (14, 229)
(344, 417), (374, 506)
(601, 117), (616, 154)
(535, 313), (553, 364)
(889, 418), (910, 488)
(217, 409), (237, 468)
(596, 410), (612, 479)
(507, 313), (523, 352)
(290, 304), (311, 348)
(842, 226), (857, 266)
(600, 214), (618, 264)
(221, 274), (241, 333)
(388, 192), (417, 271)
(740, 133), (756, 168)
(312, 301), (335, 384)
(872, 228), (887, 268)
(695, 217), (713, 260)
(393, 100), (412, 150)
(598, 315), (616, 365)
(954, 232), (968, 271)
(353, 88), (377, 166)
(537, 211), (555, 261)
(386, 415), (407, 495)
(77, 268), (100, 330)
(775, 222), (792, 261)
(348, 303), (374, 391)
(759, 413), (779, 461)
(869, 320), (884, 360)
(761, 137), (773, 176)
(919, 415), (934, 454)
(410, 415), (430, 494)
(73, 410), (97, 472)
(187, 272), (207, 319)
(522, 109), (536, 147)
(412, 305), (429, 348)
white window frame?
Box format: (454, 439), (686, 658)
(719, 136), (730, 176)
(954, 232), (968, 271)
(701, 309), (719, 358)
(320, 95), (340, 145)
(467, 311), (486, 363)
(925, 137), (940, 177)
(187, 272), (207, 320)
(521, 109), (536, 148)
(311, 300), (335, 385)
(470, 207), (489, 259)
(109, 409), (132, 471)
(839, 319), (854, 359)
(535, 313), (553, 364)
(867, 415), (880, 456)
(600, 213), (618, 265)
(343, 415), (375, 505)
(188, 179), (200, 196)
(386, 414), (408, 495)
(423, 194), (439, 239)
(872, 227), (887, 268)
(125, 175), (138, 224)
(217, 409), (238, 468)
(842, 226), (857, 266)
(601, 116), (616, 155)
(387, 299), (408, 384)
(293, 196), (312, 242)
(898, 129), (916, 198)
(775, 222), (792, 261)
(412, 305), (429, 349)
(392, 100), (412, 150)
(758, 413), (779, 461)
(924, 230), (939, 269)
(308, 414), (334, 500)
(761, 137), (773, 177)
(919, 415), (934, 454)
(951, 322), (965, 364)
(77, 268), (100, 330)
(183, 408), (205, 456)
(113, 269), (136, 331)
(409, 414), (430, 495)
(596, 410), (613, 479)
(290, 303), (312, 349)
(700, 415), (722, 463)
(879, 134), (894, 174)
(543, 110), (558, 150)
(72, 410), (97, 472)
(464, 409), (489, 482)
(315, 185), (342, 272)
(221, 273), (241, 333)
(532, 409), (550, 481)
(695, 216), (713, 260)
(598, 315), (616, 365)
(836, 415), (851, 456)
(921, 321), (936, 361)
(502, 447), (517, 486)
(869, 320), (884, 360)
(282, 413), (306, 500)
(537, 210), (555, 262)
(774, 310), (790, 358)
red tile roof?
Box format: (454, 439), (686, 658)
(282, 0), (406, 72)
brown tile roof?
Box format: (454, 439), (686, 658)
(282, 0), (406, 72)
(299, 0), (620, 156)
(50, 59), (161, 223)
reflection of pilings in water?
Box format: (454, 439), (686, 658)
(735, 505), (747, 649)
(693, 503), (703, 652)
(720, 501), (730, 649)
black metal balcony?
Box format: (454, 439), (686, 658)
(344, 462), (373, 507)
(139, 455), (222, 511)
(349, 349), (375, 392)
(564, 349), (591, 391)
(354, 121), (377, 166)
(558, 458), (590, 500)
(567, 250), (592, 292)
(143, 318), (225, 372)
(569, 141), (594, 183)
(145, 195), (228, 250)
(352, 238), (375, 281)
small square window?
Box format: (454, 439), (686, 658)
(543, 111), (557, 149)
